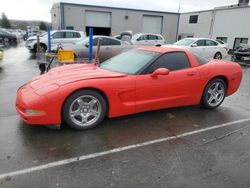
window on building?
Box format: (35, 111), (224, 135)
(216, 37), (228, 43)
(189, 15), (198, 24)
(233, 38), (248, 50)
(146, 52), (190, 73)
(66, 26), (74, 30)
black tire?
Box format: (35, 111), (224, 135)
(3, 37), (9, 43)
(214, 52), (222, 60)
(34, 43), (47, 53)
(201, 79), (227, 109)
(62, 90), (107, 130)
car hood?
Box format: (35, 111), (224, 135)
(30, 64), (126, 91)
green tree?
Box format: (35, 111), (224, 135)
(39, 21), (47, 31)
(0, 13), (11, 29)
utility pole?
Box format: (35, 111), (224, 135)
(176, 0), (181, 41)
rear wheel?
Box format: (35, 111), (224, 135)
(62, 90), (107, 130)
(34, 43), (47, 53)
(214, 52), (222, 60)
(201, 79), (227, 109)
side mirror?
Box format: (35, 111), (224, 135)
(85, 43), (89, 48)
(136, 38), (141, 41)
(191, 43), (198, 47)
(151, 68), (170, 77)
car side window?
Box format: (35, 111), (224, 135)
(137, 35), (147, 41)
(65, 32), (80, 38)
(52, 32), (65, 39)
(157, 35), (163, 40)
(205, 40), (218, 46)
(149, 35), (158, 40)
(93, 38), (99, 46)
(195, 40), (205, 46)
(101, 38), (111, 46)
(110, 39), (121, 45)
(146, 52), (190, 73)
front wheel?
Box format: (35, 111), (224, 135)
(62, 90), (107, 130)
(201, 79), (227, 109)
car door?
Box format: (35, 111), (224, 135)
(135, 51), (200, 113)
(136, 34), (148, 45)
(65, 31), (82, 44)
(51, 31), (65, 46)
(190, 39), (207, 58)
(148, 34), (161, 45)
(204, 39), (219, 58)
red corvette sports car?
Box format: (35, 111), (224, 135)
(16, 47), (242, 130)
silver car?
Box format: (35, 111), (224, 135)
(56, 36), (134, 62)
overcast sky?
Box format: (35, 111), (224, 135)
(1, 0), (239, 22)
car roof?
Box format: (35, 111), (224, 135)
(138, 46), (188, 53)
(183, 37), (217, 41)
(133, 33), (163, 36)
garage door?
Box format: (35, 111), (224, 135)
(85, 11), (111, 27)
(142, 15), (163, 34)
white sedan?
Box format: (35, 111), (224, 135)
(163, 38), (228, 59)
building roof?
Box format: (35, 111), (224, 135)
(58, 2), (179, 15)
(181, 4), (250, 14)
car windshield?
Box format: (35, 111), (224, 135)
(100, 49), (160, 74)
(40, 32), (47, 37)
(174, 38), (196, 46)
(131, 34), (141, 41)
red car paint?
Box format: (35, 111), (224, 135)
(16, 47), (242, 126)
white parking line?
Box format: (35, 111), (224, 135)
(0, 118), (250, 180)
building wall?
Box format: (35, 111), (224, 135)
(179, 6), (250, 50)
(51, 3), (179, 44)
(178, 10), (213, 39)
(51, 3), (61, 30)
(211, 6), (250, 49)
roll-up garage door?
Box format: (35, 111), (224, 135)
(85, 11), (111, 27)
(142, 15), (163, 34)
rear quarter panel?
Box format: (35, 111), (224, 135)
(197, 60), (242, 97)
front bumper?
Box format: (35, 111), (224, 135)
(16, 84), (61, 125)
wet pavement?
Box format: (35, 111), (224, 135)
(0, 43), (250, 188)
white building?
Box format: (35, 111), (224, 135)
(178, 0), (250, 50)
(51, 2), (179, 44)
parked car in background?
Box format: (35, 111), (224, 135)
(231, 43), (250, 61)
(0, 29), (17, 45)
(131, 33), (165, 46)
(54, 35), (134, 62)
(216, 39), (229, 52)
(25, 30), (85, 52)
(165, 38), (227, 59)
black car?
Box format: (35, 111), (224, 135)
(0, 29), (17, 45)
(232, 43), (250, 61)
